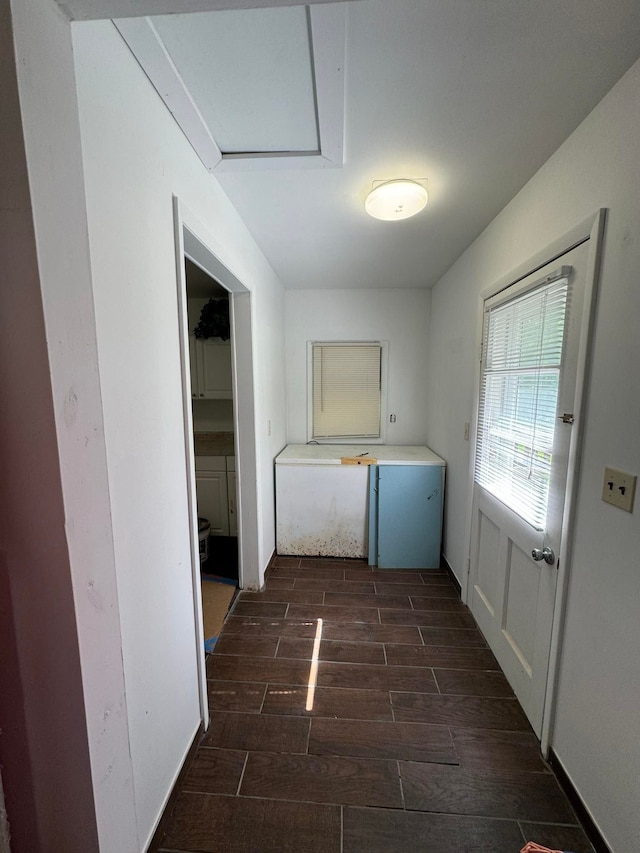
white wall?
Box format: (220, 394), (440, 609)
(71, 18), (287, 849)
(6, 1), (286, 848)
(426, 57), (640, 853)
(285, 289), (431, 444)
(0, 10), (97, 846)
(8, 0), (137, 849)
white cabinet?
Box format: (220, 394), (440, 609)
(190, 337), (232, 400)
(227, 471), (237, 536)
(189, 334), (199, 398)
(195, 456), (229, 535)
(195, 455), (236, 537)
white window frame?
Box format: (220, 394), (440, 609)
(474, 270), (570, 531)
(306, 341), (388, 444)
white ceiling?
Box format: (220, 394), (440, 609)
(151, 6), (319, 153)
(58, 0), (341, 18)
(68, 0), (640, 290)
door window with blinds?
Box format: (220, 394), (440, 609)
(475, 269), (570, 529)
(309, 342), (386, 441)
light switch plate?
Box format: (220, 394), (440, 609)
(602, 467), (637, 512)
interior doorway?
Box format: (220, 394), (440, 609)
(173, 198), (260, 724)
(185, 259), (239, 656)
(185, 259), (239, 580)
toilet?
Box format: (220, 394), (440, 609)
(198, 517), (210, 564)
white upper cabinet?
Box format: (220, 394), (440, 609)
(190, 337), (232, 399)
(189, 334), (199, 398)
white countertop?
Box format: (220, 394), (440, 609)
(275, 444), (445, 466)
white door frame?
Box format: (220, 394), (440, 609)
(463, 209), (606, 754)
(172, 196), (260, 727)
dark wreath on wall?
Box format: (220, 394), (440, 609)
(193, 298), (230, 341)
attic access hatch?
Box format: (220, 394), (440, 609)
(114, 4), (345, 171)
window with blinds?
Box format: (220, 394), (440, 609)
(310, 342), (383, 440)
(475, 274), (570, 530)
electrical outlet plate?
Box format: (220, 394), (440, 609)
(602, 467), (637, 512)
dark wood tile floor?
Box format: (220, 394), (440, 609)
(157, 557), (595, 853)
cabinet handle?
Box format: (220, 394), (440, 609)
(229, 499), (234, 515)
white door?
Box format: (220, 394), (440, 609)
(468, 241), (589, 737)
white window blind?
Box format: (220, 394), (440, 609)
(475, 274), (570, 530)
(311, 342), (382, 439)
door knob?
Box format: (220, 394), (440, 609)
(532, 546), (555, 565)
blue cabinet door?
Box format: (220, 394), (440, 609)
(375, 465), (443, 569)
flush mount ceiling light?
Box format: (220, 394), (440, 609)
(365, 179), (428, 221)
